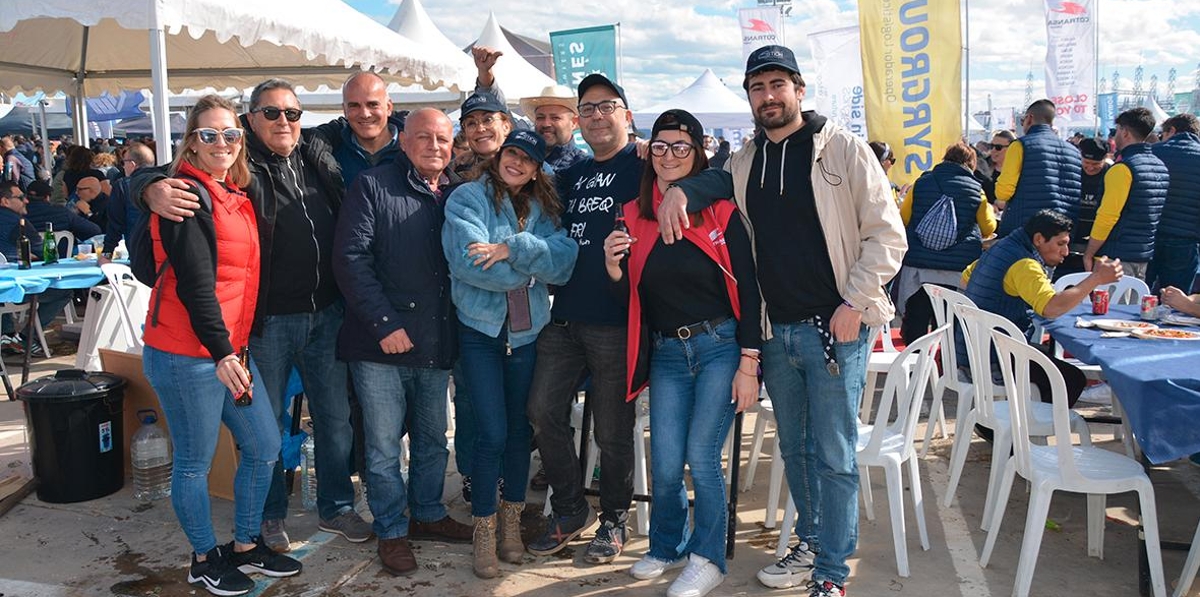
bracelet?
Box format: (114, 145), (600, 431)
(737, 368), (758, 378)
(740, 352), (760, 362)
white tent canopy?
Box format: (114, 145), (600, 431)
(0, 0), (469, 160)
(473, 12), (558, 103)
(387, 0), (474, 90)
(633, 69), (753, 130)
(1142, 96), (1171, 125)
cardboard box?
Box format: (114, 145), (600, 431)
(98, 348), (238, 500)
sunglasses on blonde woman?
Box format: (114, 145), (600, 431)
(194, 128), (244, 145)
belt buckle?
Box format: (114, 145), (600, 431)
(676, 325), (692, 340)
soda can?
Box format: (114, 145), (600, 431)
(1091, 289), (1110, 315)
(1140, 295), (1159, 321)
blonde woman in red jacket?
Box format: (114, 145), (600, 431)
(141, 94), (300, 596)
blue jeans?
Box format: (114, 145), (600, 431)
(457, 323), (536, 517)
(349, 361), (450, 540)
(1149, 236), (1200, 293)
(762, 322), (869, 587)
(646, 319), (738, 574)
(143, 345), (280, 555)
(451, 359), (475, 479)
(249, 302), (353, 523)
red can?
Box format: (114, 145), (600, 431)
(1141, 295), (1159, 320)
(1091, 289), (1110, 315)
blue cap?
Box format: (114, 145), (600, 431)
(461, 91), (509, 119)
(577, 73), (629, 109)
(744, 45), (801, 84)
(501, 129), (546, 165)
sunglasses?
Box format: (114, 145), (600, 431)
(989, 143), (1010, 150)
(194, 127), (244, 145)
(649, 140), (695, 158)
(252, 106), (303, 122)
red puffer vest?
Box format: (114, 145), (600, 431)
(143, 160), (260, 359)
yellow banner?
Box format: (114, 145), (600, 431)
(859, 0), (962, 187)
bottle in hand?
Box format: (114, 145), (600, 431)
(17, 218), (32, 269)
(234, 346), (253, 406)
(41, 223), (57, 264)
(613, 213), (630, 258)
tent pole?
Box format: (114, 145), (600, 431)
(149, 13), (173, 163)
(38, 101), (51, 178)
(964, 0), (970, 137)
(75, 26), (90, 148)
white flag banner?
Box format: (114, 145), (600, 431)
(739, 8), (783, 63)
(1043, 0), (1096, 125)
(809, 26), (867, 140)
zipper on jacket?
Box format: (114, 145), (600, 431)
(284, 156), (321, 312)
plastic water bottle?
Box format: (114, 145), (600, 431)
(301, 432), (317, 511)
(131, 409), (172, 502)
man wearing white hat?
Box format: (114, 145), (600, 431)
(520, 85), (588, 173)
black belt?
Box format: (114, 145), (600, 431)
(661, 316), (730, 340)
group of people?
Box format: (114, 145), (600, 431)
(107, 42), (908, 597)
(896, 97), (1200, 408)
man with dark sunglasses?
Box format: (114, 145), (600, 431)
(994, 99), (1082, 238)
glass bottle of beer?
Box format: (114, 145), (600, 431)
(234, 346), (253, 406)
(17, 218), (32, 270)
(613, 213), (630, 258)
(41, 223), (57, 264)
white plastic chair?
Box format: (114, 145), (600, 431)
(99, 263), (146, 349)
(741, 392), (788, 530)
(919, 284), (976, 456)
(778, 325), (946, 577)
(981, 332), (1166, 597)
(860, 323), (908, 422)
(52, 230), (78, 325)
(944, 304), (1092, 531)
(1174, 520), (1200, 597)
(0, 253), (52, 359)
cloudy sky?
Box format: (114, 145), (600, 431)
(347, 0), (1200, 115)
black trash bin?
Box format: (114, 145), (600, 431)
(17, 369), (128, 503)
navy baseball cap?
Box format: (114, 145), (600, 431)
(651, 109), (705, 149)
(461, 91), (509, 119)
(577, 73), (629, 109)
(26, 180), (52, 199)
(501, 129), (546, 165)
(744, 45), (801, 83)
(1079, 137), (1107, 160)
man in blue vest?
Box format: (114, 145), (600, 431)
(961, 209), (1120, 406)
(1082, 108), (1169, 280)
(994, 99), (1082, 238)
(1149, 114), (1200, 292)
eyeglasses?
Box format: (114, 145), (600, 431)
(462, 114), (501, 131)
(989, 143), (1010, 150)
(577, 100), (624, 118)
(884, 155), (897, 164)
(649, 140), (695, 159)
(194, 127), (244, 145)
(251, 106), (303, 122)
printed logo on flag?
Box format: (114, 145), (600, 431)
(744, 19), (775, 32)
(1051, 1), (1087, 15)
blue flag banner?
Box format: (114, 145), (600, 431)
(66, 91), (146, 122)
(1097, 92), (1118, 133)
(550, 25), (618, 87)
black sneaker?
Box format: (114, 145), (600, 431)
(526, 507), (597, 556)
(583, 519), (627, 564)
(228, 537), (303, 578)
(188, 544), (255, 596)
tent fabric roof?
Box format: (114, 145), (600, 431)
(0, 0), (469, 96)
(385, 0), (474, 88)
(0, 105), (74, 136)
(472, 12), (558, 103)
(633, 69), (753, 130)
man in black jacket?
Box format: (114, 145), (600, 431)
(332, 108), (466, 577)
(25, 180), (101, 244)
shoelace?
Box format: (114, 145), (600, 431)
(805, 580), (843, 597)
(779, 543), (814, 567)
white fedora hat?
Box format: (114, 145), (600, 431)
(519, 84), (578, 116)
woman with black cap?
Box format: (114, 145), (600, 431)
(604, 109), (762, 597)
(442, 129), (578, 579)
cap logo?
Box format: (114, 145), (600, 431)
(756, 48), (785, 60)
(515, 131), (536, 143)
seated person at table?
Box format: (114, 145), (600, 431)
(72, 176), (111, 233)
(961, 209), (1122, 407)
(0, 181), (75, 356)
(25, 180), (102, 245)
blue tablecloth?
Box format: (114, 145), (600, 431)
(0, 260), (108, 303)
(1041, 304), (1200, 464)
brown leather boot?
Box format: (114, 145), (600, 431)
(472, 514), (499, 579)
(497, 500), (525, 564)
(377, 537), (417, 576)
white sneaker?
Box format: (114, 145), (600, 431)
(628, 554), (686, 580)
(666, 554), (724, 597)
(757, 541), (817, 589)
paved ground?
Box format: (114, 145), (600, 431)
(0, 346), (1198, 597)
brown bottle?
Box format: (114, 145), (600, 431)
(17, 218), (32, 270)
(613, 213), (630, 258)
(234, 346), (253, 406)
